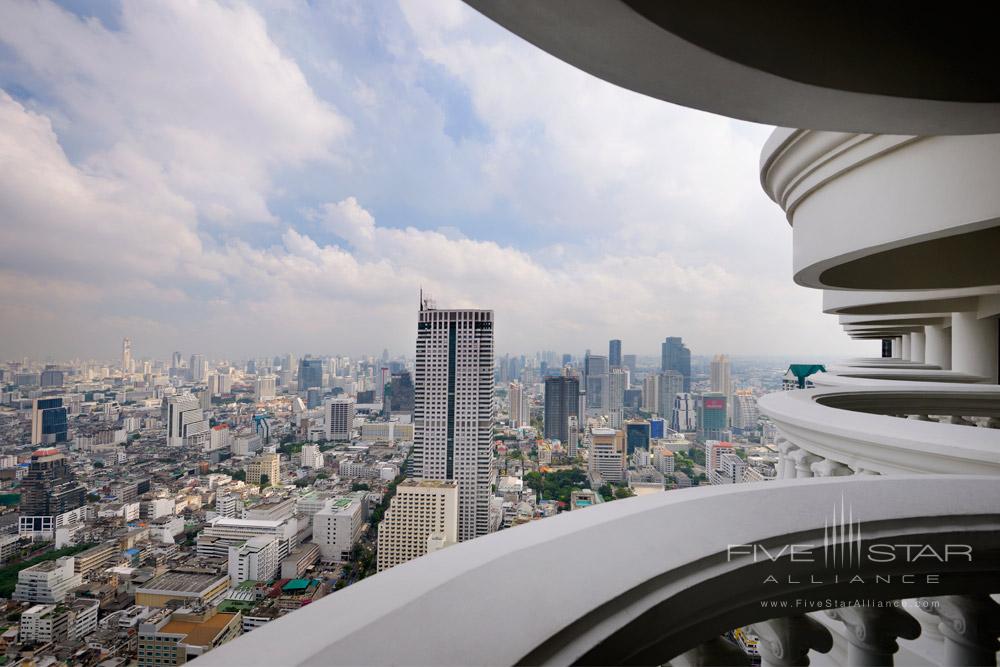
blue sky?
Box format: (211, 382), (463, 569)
(0, 0), (874, 361)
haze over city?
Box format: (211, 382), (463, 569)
(0, 0), (875, 361)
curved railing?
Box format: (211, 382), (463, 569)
(816, 368), (987, 385)
(759, 386), (1000, 475)
(198, 477), (1000, 666)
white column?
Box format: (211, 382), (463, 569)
(901, 334), (911, 361)
(909, 330), (926, 363)
(925, 323), (952, 370)
(811, 458), (853, 477)
(751, 615), (833, 667)
(951, 312), (999, 383)
(777, 439), (798, 480)
(918, 595), (1000, 666)
(827, 606), (921, 666)
(891, 337), (901, 358)
(790, 449), (822, 478)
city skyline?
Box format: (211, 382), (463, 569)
(0, 0), (877, 361)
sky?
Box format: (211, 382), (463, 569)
(0, 0), (875, 362)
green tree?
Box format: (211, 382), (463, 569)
(350, 482), (370, 492)
(613, 485), (635, 499)
(259, 473), (270, 489)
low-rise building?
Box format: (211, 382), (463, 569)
(13, 556), (83, 603)
(312, 496), (367, 563)
(134, 570), (231, 608)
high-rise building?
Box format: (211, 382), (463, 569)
(732, 390), (759, 431)
(411, 300), (495, 542)
(31, 398), (68, 445)
(255, 375), (276, 401)
(376, 480), (458, 572)
(584, 353), (609, 414)
(39, 368), (65, 388)
(162, 394), (208, 447)
(19, 448), (85, 518)
(710, 354), (733, 423)
(672, 393), (697, 432)
(386, 371), (415, 414)
(324, 398), (356, 441)
(509, 381), (529, 428)
(656, 370), (684, 420)
(697, 392), (728, 442)
(661, 337), (692, 392)
(623, 354), (637, 373)
(189, 354), (207, 383)
(301, 444), (324, 469)
(609, 367), (628, 428)
(298, 358), (325, 392)
(543, 376), (579, 444)
(122, 337), (132, 374)
(313, 496), (367, 563)
(566, 416), (580, 459)
(590, 428), (626, 484)
(608, 339), (622, 368)
(625, 420), (651, 454)
(171, 351), (183, 374)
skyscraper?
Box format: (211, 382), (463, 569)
(710, 354), (733, 424)
(122, 337), (132, 374)
(544, 376), (579, 443)
(189, 354), (207, 383)
(163, 394), (208, 447)
(509, 381), (529, 428)
(255, 375), (276, 401)
(412, 300), (495, 542)
(696, 392), (728, 442)
(672, 393), (697, 432)
(386, 371), (415, 414)
(609, 367), (628, 428)
(584, 353), (609, 415)
(298, 358), (324, 392)
(324, 398), (356, 441)
(31, 398), (68, 445)
(608, 339), (622, 368)
(661, 337), (692, 392)
(20, 448), (85, 518)
(656, 370), (684, 420)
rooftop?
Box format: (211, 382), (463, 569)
(160, 612), (238, 647)
(137, 570), (228, 595)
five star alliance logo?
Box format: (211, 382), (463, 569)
(823, 495), (862, 568)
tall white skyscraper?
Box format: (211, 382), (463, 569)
(255, 375), (276, 401)
(190, 354), (207, 383)
(710, 354), (733, 424)
(509, 381), (529, 428)
(608, 367), (627, 428)
(163, 394), (209, 447)
(121, 337), (132, 374)
(324, 398), (356, 442)
(412, 300), (495, 542)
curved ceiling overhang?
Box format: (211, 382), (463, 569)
(465, 0), (1000, 135)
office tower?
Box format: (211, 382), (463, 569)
(561, 353), (572, 366)
(298, 358), (324, 392)
(609, 367), (627, 428)
(609, 339), (622, 368)
(661, 337), (692, 391)
(672, 393), (697, 432)
(122, 337), (132, 374)
(255, 375), (276, 401)
(20, 448), (85, 518)
(697, 392), (728, 442)
(649, 417), (665, 439)
(324, 398), (356, 441)
(376, 480), (458, 572)
(732, 390), (759, 430)
(412, 301), (495, 542)
(509, 381), (529, 428)
(189, 354), (206, 383)
(171, 351), (182, 372)
(623, 354), (637, 373)
(566, 416), (580, 458)
(590, 428), (626, 484)
(386, 371), (415, 414)
(584, 353), (609, 414)
(247, 453), (280, 487)
(245, 358), (257, 375)
(31, 398), (68, 445)
(625, 420), (651, 454)
(710, 354), (733, 424)
(163, 394), (209, 447)
(656, 370), (684, 419)
(40, 368), (65, 388)
(543, 376), (579, 443)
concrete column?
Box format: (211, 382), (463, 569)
(918, 595), (1000, 666)
(810, 458), (853, 477)
(901, 334), (911, 361)
(790, 449), (823, 478)
(751, 615), (833, 667)
(909, 330), (926, 363)
(827, 606), (921, 666)
(891, 337), (901, 358)
(777, 439), (798, 480)
(925, 323), (952, 370)
(951, 312), (999, 383)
